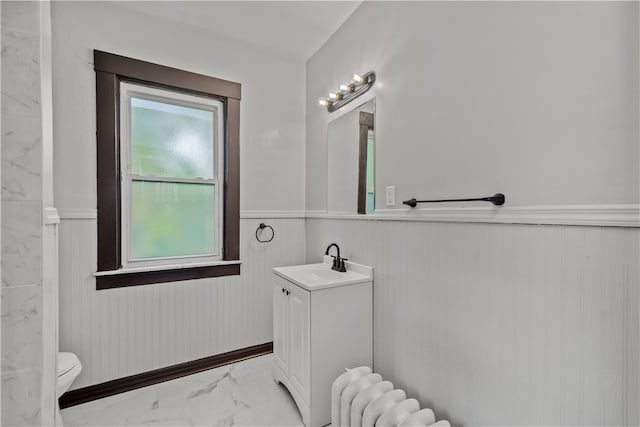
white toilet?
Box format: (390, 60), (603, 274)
(56, 352), (82, 426)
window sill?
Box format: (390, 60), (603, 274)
(94, 261), (241, 290)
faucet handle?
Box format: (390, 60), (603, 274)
(331, 255), (339, 268)
(338, 258), (348, 272)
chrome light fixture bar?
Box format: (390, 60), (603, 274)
(318, 71), (376, 113)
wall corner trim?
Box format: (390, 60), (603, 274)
(44, 207), (60, 225)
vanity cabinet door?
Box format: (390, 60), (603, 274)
(288, 283), (311, 404)
(273, 282), (289, 374)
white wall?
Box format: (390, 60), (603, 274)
(307, 2), (638, 211)
(53, 1), (305, 212)
(306, 2), (639, 426)
(52, 1), (307, 388)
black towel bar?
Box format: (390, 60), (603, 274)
(403, 193), (505, 207)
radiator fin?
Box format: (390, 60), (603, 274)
(331, 367), (451, 427)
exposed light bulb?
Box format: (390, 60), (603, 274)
(352, 73), (365, 84)
(318, 98), (332, 108)
(339, 83), (354, 94)
(328, 92), (342, 101)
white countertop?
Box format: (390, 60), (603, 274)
(273, 256), (373, 291)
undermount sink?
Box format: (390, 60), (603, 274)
(273, 256), (373, 291)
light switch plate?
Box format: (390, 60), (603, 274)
(385, 186), (395, 207)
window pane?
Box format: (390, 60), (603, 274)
(131, 181), (216, 259)
(131, 97), (215, 179)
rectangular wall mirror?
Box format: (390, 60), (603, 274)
(327, 99), (375, 214)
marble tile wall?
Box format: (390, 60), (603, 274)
(1, 1), (44, 426)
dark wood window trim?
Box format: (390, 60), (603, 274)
(95, 50), (240, 289)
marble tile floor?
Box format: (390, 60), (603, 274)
(62, 354), (305, 427)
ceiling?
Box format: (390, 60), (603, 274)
(116, 1), (362, 61)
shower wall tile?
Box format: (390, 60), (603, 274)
(1, 1), (45, 426)
(1, 115), (42, 201)
(0, 26), (40, 118)
(1, 368), (42, 426)
(1, 201), (42, 287)
(1, 285), (43, 372)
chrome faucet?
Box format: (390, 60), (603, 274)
(324, 243), (347, 272)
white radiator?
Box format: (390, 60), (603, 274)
(331, 367), (451, 427)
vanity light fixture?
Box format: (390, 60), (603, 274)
(319, 71), (376, 113)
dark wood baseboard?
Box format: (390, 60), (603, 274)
(59, 342), (273, 409)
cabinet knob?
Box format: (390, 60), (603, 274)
(281, 288), (285, 293)
(286, 290), (290, 295)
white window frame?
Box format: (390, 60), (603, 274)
(119, 82), (224, 270)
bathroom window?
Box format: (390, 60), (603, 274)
(94, 50), (241, 289)
(120, 83), (224, 267)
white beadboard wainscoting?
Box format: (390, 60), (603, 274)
(305, 219), (639, 427)
(58, 215), (305, 390)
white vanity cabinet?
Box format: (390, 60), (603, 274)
(273, 257), (373, 427)
(273, 277), (311, 403)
